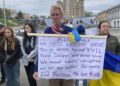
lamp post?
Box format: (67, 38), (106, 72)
(3, 0), (7, 27)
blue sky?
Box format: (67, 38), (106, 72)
(0, 0), (120, 16)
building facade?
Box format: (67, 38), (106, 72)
(57, 0), (84, 18)
(95, 11), (108, 22)
(9, 9), (17, 18)
(23, 13), (31, 20)
(96, 4), (120, 28)
(107, 4), (120, 28)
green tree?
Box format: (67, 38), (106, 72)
(0, 8), (3, 18)
(6, 9), (11, 19)
(17, 11), (24, 19)
(85, 11), (94, 17)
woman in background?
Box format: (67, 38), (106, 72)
(22, 23), (37, 86)
(0, 27), (21, 86)
(90, 21), (120, 86)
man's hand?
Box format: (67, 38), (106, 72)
(33, 72), (40, 80)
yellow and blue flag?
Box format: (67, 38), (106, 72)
(68, 29), (81, 43)
(104, 51), (120, 72)
(90, 51), (120, 86)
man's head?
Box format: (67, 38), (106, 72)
(0, 24), (5, 35)
(50, 5), (63, 26)
(98, 21), (111, 35)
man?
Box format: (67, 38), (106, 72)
(33, 5), (73, 86)
(0, 24), (6, 85)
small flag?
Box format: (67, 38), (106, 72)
(68, 28), (81, 43)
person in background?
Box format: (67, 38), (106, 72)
(65, 19), (74, 28)
(90, 21), (120, 86)
(76, 20), (85, 35)
(33, 5), (73, 86)
(22, 23), (37, 86)
(0, 27), (22, 86)
(0, 24), (6, 85)
(75, 22), (87, 86)
(98, 21), (120, 54)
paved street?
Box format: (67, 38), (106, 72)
(0, 60), (49, 86)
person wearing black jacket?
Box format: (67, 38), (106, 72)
(0, 27), (22, 86)
(90, 21), (120, 86)
(0, 24), (6, 85)
(22, 23), (37, 86)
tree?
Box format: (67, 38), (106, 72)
(17, 11), (24, 19)
(0, 8), (11, 19)
(40, 15), (46, 19)
(6, 9), (11, 19)
(0, 8), (3, 18)
(33, 15), (38, 19)
(85, 11), (94, 17)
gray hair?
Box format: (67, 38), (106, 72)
(50, 5), (64, 17)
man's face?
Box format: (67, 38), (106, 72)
(100, 22), (110, 35)
(51, 9), (63, 25)
(0, 27), (4, 33)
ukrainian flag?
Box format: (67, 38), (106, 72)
(90, 51), (120, 86)
(68, 28), (81, 43)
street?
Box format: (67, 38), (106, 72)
(0, 60), (49, 86)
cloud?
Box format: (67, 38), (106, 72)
(0, 0), (57, 16)
(0, 0), (119, 16)
(85, 0), (120, 14)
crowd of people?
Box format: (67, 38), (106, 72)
(0, 4), (120, 86)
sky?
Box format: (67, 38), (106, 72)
(0, 0), (120, 16)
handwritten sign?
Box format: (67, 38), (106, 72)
(38, 36), (107, 79)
